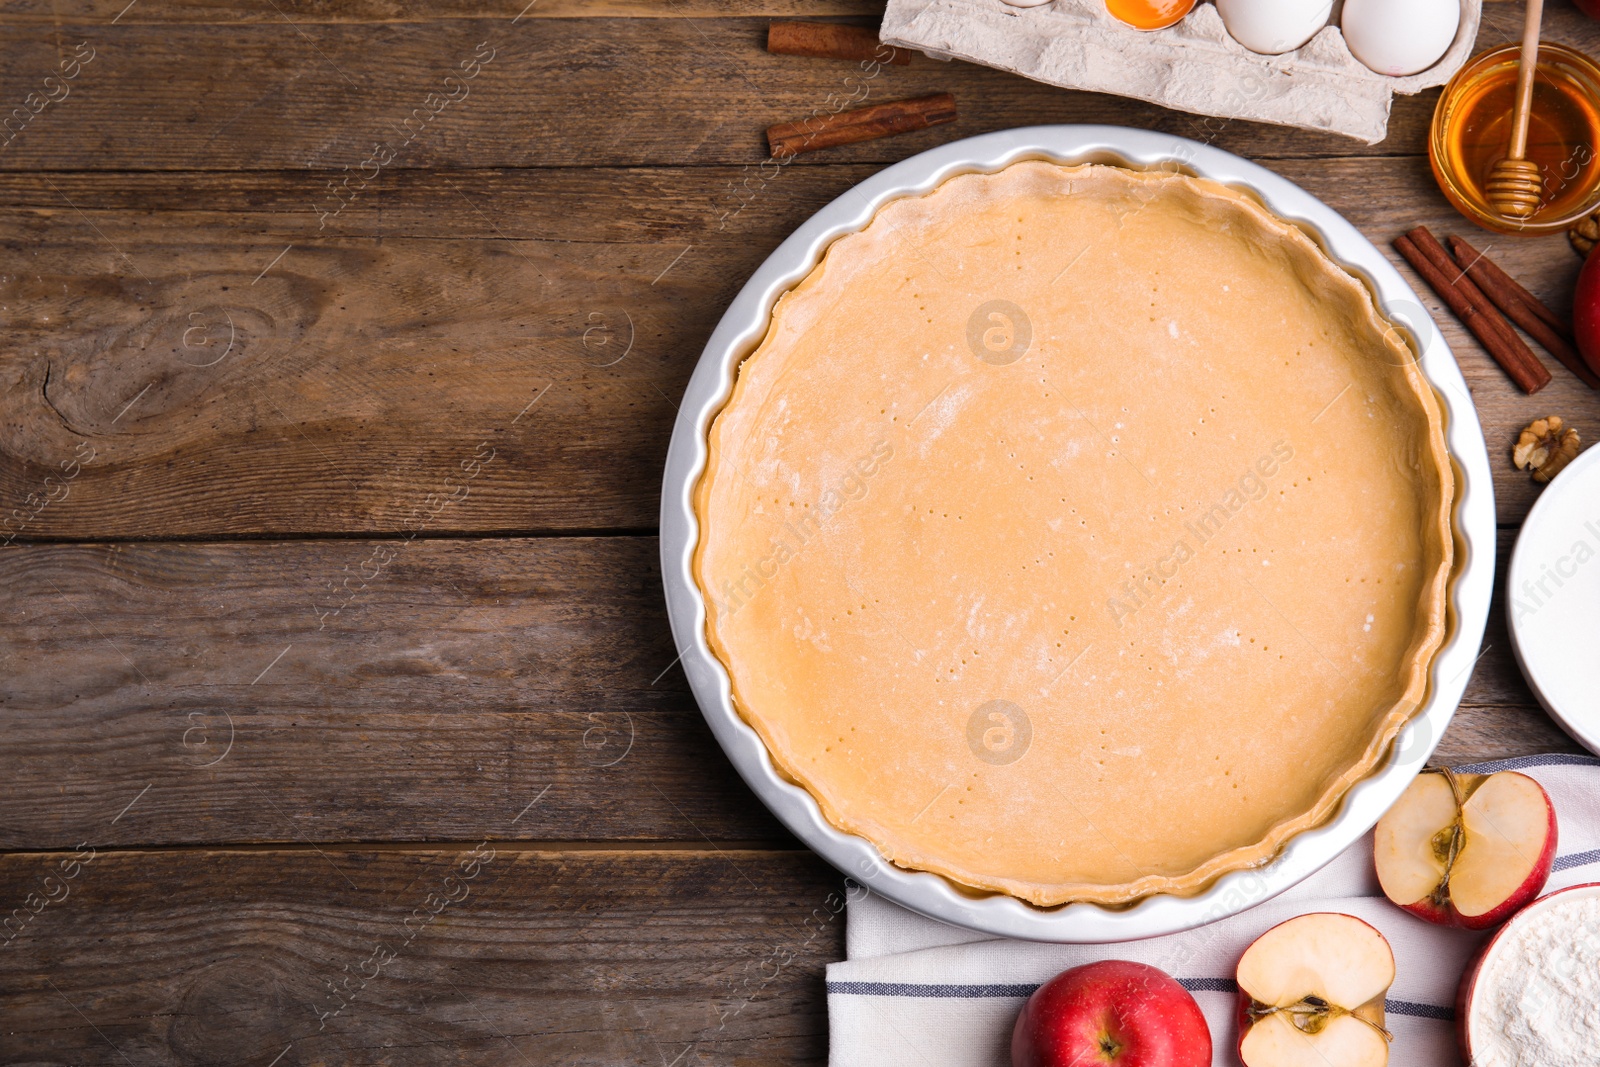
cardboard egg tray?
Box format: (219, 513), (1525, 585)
(879, 0), (1483, 144)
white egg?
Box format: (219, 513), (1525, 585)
(1342, 0), (1462, 78)
(1216, 0), (1334, 56)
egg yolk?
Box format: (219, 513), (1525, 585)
(1105, 0), (1196, 31)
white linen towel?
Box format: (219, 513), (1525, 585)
(828, 754), (1600, 1066)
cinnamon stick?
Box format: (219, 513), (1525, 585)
(767, 93), (957, 158)
(1445, 235), (1598, 389)
(1395, 228), (1551, 394)
(767, 21), (910, 64)
(1446, 234), (1573, 342)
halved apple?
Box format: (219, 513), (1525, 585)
(1236, 913), (1394, 1067)
(1374, 769), (1556, 929)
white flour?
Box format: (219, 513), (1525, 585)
(1470, 894), (1600, 1067)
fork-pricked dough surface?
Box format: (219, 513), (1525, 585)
(693, 162), (1453, 906)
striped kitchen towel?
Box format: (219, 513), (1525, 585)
(827, 754), (1600, 1066)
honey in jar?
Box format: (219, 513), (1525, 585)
(1432, 42), (1600, 235)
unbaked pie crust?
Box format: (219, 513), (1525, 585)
(693, 161), (1454, 907)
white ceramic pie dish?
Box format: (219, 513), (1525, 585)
(660, 126), (1496, 942)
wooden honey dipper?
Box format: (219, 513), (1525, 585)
(1485, 0), (1547, 220)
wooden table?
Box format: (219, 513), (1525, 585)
(3, 2), (1596, 1062)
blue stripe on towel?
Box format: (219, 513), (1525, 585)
(1179, 977), (1238, 993)
(1386, 998), (1455, 1021)
(1554, 847), (1600, 872)
(827, 981), (1454, 1021)
(1455, 753), (1600, 774)
(827, 982), (1040, 998)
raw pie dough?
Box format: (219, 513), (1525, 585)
(693, 162), (1453, 906)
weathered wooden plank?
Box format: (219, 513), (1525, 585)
(1434, 702), (1580, 764)
(0, 182), (713, 541)
(0, 847), (844, 1065)
(0, 0), (1537, 23)
(1, 156), (1594, 539)
(0, 532), (1582, 850)
(1431, 538), (1586, 765)
(0, 28), (1469, 175)
(0, 2), (1589, 172)
(0, 0), (886, 22)
(0, 536), (807, 849)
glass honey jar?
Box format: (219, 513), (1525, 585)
(1431, 42), (1600, 236)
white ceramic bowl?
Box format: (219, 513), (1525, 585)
(1457, 882), (1600, 1061)
(1508, 444), (1600, 756)
(660, 126), (1496, 942)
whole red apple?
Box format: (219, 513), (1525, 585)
(1011, 960), (1211, 1067)
(1572, 246), (1600, 376)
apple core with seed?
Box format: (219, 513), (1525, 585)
(1235, 912), (1394, 1067)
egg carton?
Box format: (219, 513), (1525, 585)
(879, 0), (1483, 144)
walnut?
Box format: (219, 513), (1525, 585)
(1572, 211), (1600, 258)
(1514, 416), (1580, 483)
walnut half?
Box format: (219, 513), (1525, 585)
(1571, 212), (1600, 258)
(1514, 416), (1580, 483)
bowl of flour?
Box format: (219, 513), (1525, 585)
(1459, 882), (1600, 1067)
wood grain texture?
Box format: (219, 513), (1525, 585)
(2, 5), (1593, 1065)
(1429, 539), (1586, 765)
(0, 533), (1581, 850)
(0, 176), (708, 541)
(1, 157), (1597, 540)
(0, 26), (1465, 174)
(0, 1), (1591, 172)
(0, 0), (1541, 23)
(0, 0), (887, 23)
(0, 847), (845, 1065)
(0, 536), (811, 849)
